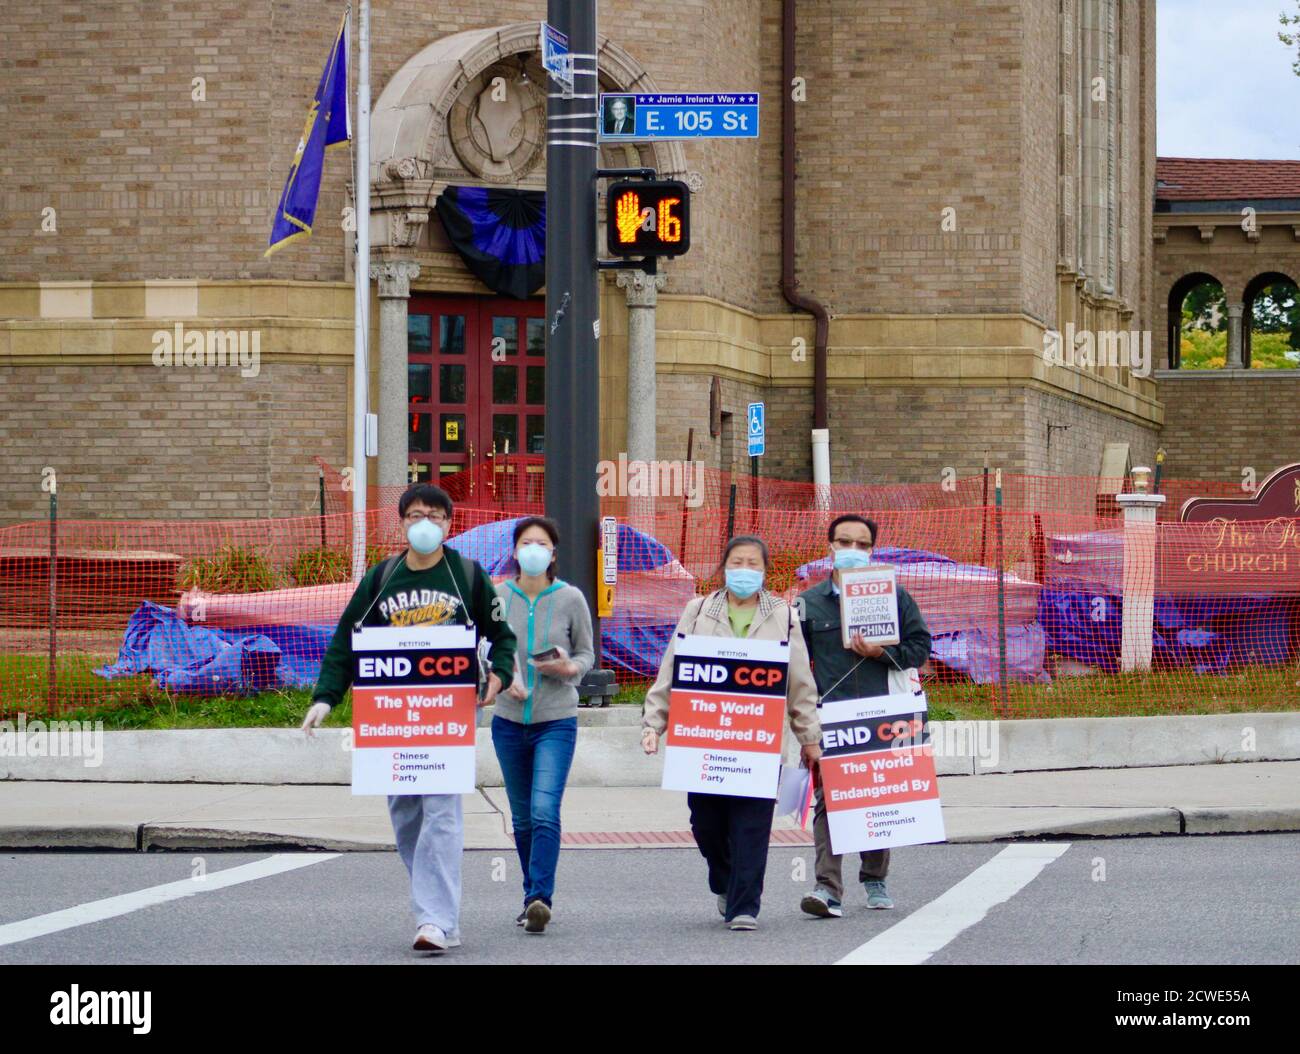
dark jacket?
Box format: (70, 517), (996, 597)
(797, 575), (931, 702)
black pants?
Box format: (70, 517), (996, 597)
(687, 792), (777, 920)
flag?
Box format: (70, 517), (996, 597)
(265, 11), (350, 256)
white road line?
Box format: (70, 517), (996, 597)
(836, 842), (1071, 966)
(0, 853), (340, 948)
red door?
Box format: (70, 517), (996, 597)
(407, 296), (546, 504)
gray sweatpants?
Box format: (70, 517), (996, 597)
(387, 793), (463, 936)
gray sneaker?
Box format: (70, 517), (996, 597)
(864, 879), (894, 909)
(717, 893), (727, 917)
(800, 886), (844, 918)
(524, 899), (551, 933)
(729, 914), (758, 931)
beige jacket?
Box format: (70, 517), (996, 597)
(642, 589), (821, 765)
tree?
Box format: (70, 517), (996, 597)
(1282, 2), (1300, 75)
(1182, 281), (1226, 331)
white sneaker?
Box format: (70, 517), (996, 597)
(412, 924), (460, 953)
(717, 893), (728, 918)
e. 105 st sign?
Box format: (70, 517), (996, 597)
(605, 180), (690, 258)
(598, 93), (760, 140)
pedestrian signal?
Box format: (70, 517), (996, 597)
(605, 180), (691, 257)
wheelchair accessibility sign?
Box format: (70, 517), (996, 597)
(747, 402), (765, 457)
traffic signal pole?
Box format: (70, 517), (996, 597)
(545, 1), (609, 697)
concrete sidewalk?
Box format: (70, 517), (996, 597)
(2, 761), (1297, 851)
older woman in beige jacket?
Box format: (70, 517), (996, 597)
(642, 534), (821, 930)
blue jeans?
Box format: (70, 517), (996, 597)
(491, 714), (577, 908)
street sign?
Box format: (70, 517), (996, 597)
(605, 179), (690, 257)
(598, 92), (759, 141)
(540, 22), (572, 96)
(747, 401), (765, 457)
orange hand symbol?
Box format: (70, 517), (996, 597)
(614, 190), (642, 245)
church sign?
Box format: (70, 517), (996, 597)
(1159, 463), (1300, 593)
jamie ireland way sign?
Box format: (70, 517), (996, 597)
(598, 92), (760, 140)
(350, 624), (479, 795)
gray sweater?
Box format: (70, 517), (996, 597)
(493, 578), (595, 724)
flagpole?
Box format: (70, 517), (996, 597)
(351, 0), (371, 579)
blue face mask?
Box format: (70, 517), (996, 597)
(516, 542), (553, 577)
(725, 567), (764, 599)
(832, 547), (873, 570)
(406, 518), (444, 555)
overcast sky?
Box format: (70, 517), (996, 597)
(1158, 0), (1300, 158)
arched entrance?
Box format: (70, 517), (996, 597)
(364, 23), (689, 500)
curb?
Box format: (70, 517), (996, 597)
(3, 711), (1299, 786)
(4, 807), (1297, 851)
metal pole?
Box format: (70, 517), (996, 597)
(545, 0), (599, 636)
(48, 483), (57, 713)
(350, 0), (371, 579)
(678, 427), (693, 563)
(318, 466), (327, 547)
(979, 453), (989, 566)
(994, 469), (1007, 716)
(726, 482), (737, 544)
(749, 454), (758, 533)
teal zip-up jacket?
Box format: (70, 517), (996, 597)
(493, 577), (595, 725)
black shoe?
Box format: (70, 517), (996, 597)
(515, 909), (527, 926)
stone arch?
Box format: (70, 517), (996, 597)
(1242, 270), (1299, 368)
(368, 22), (688, 251)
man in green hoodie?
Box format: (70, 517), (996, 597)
(301, 483), (515, 954)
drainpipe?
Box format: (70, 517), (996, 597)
(781, 0), (832, 502)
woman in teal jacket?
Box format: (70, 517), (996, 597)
(493, 515), (595, 934)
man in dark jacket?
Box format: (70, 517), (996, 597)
(797, 513), (931, 918)
(301, 483), (515, 954)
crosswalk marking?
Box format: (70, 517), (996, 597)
(0, 853), (339, 948)
(836, 842), (1071, 965)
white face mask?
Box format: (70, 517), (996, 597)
(516, 542), (553, 577)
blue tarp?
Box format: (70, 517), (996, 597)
(94, 601), (326, 695)
(452, 518), (672, 575)
(1039, 589), (1294, 674)
(97, 522), (682, 693)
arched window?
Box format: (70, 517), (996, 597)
(1166, 273), (1225, 369)
(1242, 272), (1300, 369)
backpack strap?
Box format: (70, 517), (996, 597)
(353, 552), (405, 631)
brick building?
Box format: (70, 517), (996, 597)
(0, 1), (1291, 525)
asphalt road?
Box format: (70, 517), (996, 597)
(1, 834), (1297, 965)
